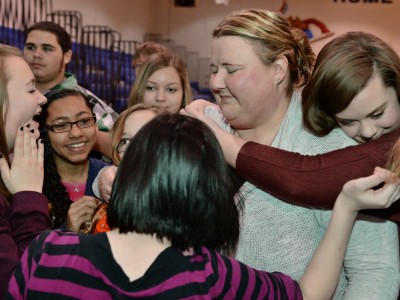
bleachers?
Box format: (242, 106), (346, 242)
(0, 0), (214, 110)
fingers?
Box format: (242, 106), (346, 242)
(12, 125), (25, 161)
(184, 99), (217, 116)
(341, 168), (400, 211)
(0, 153), (10, 184)
(99, 166), (117, 202)
(37, 139), (44, 168)
(2, 123), (43, 194)
(67, 197), (99, 232)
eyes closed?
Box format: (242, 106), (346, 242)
(337, 110), (384, 127)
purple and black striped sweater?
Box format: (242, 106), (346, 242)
(7, 230), (302, 299)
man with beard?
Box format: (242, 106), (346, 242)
(23, 21), (118, 157)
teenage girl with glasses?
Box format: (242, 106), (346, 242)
(35, 89), (110, 231)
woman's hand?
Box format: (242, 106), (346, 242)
(337, 167), (400, 213)
(182, 100), (224, 132)
(99, 166), (117, 202)
(0, 123), (44, 194)
(66, 196), (99, 232)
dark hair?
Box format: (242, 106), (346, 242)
(302, 31), (400, 136)
(107, 114), (240, 252)
(25, 21), (72, 53)
(35, 89), (94, 227)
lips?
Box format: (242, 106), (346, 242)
(30, 63), (44, 69)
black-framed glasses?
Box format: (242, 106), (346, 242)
(45, 116), (97, 133)
(116, 138), (131, 153)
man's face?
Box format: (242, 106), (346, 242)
(23, 30), (71, 91)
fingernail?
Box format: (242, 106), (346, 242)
(40, 139), (43, 144)
(20, 126), (23, 131)
(30, 129), (34, 133)
(26, 123), (30, 128)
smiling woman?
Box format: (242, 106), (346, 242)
(0, 43), (51, 298)
(34, 89), (110, 231)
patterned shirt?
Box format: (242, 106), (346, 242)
(48, 73), (119, 131)
(7, 230), (302, 299)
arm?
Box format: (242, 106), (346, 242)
(299, 168), (400, 300)
(0, 125), (51, 298)
(97, 166), (117, 202)
(184, 103), (400, 222)
(0, 193), (51, 299)
(237, 129), (398, 207)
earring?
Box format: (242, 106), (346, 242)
(276, 77), (284, 85)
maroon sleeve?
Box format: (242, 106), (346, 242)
(236, 129), (400, 223)
(0, 191), (51, 298)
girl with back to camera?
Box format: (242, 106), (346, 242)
(8, 114), (400, 299)
(0, 44), (51, 298)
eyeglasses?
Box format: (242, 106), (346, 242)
(116, 138), (131, 153)
(45, 116), (97, 133)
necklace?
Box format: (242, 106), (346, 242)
(63, 181), (86, 193)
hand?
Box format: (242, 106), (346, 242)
(99, 166), (117, 202)
(183, 99), (217, 115)
(66, 196), (99, 232)
(182, 101), (231, 133)
(0, 123), (44, 194)
(337, 167), (400, 213)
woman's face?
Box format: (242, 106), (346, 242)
(335, 73), (400, 143)
(118, 109), (157, 159)
(5, 56), (47, 151)
(45, 95), (97, 166)
(209, 36), (288, 133)
(143, 66), (183, 113)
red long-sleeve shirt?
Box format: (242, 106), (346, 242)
(0, 191), (51, 298)
(236, 128), (400, 223)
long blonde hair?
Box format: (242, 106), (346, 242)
(127, 52), (192, 110)
(0, 44), (23, 200)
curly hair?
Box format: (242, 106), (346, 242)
(35, 89), (94, 227)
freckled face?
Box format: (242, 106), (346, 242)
(5, 56), (47, 151)
(143, 66), (183, 113)
(45, 95), (97, 166)
(335, 73), (400, 143)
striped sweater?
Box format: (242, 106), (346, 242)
(7, 230), (302, 299)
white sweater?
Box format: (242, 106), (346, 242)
(206, 91), (400, 300)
